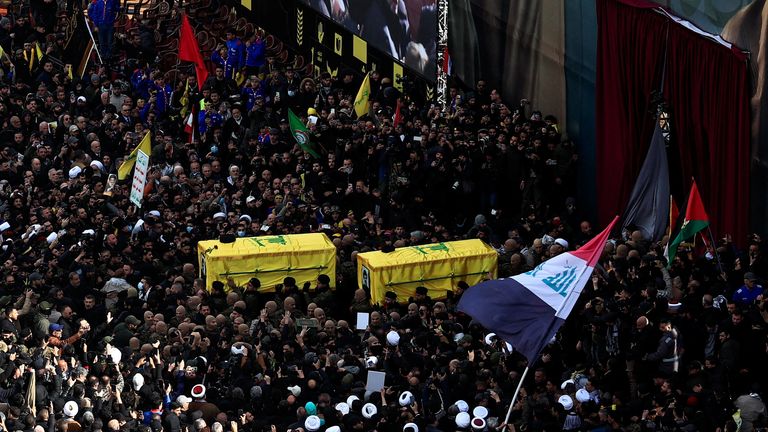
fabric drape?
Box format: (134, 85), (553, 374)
(596, 0), (750, 243)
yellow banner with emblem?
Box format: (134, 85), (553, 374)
(357, 240), (498, 305)
(198, 233), (336, 291)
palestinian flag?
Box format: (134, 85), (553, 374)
(665, 180), (709, 266)
(288, 108), (320, 158)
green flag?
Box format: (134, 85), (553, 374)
(288, 109), (320, 158)
(665, 180), (710, 266)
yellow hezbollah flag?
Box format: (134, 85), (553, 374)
(353, 72), (371, 118)
(117, 131), (151, 180)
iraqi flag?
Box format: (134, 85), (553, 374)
(458, 216), (618, 362)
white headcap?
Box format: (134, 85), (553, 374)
(335, 402), (350, 415)
(326, 427), (341, 432)
(387, 330), (400, 346)
(456, 412), (471, 428)
(63, 401), (78, 417)
(575, 388), (590, 403)
(304, 415), (321, 431)
(399, 391), (414, 407)
(471, 417), (487, 431)
(346, 395), (359, 407)
(366, 356), (378, 368)
(555, 238), (569, 249)
(68, 166), (82, 179)
(287, 385), (301, 397)
(192, 384), (207, 398)
(403, 422), (419, 432)
(560, 379), (575, 390)
(558, 394), (574, 410)
(472, 405), (489, 419)
(455, 400), (469, 413)
(362, 403), (378, 418)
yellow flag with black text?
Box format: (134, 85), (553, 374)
(117, 131), (152, 180)
(353, 72), (371, 118)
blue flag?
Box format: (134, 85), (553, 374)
(458, 217), (618, 362)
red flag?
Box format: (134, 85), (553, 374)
(179, 14), (208, 90)
(442, 46), (451, 75)
(393, 98), (402, 128)
(668, 195), (679, 236)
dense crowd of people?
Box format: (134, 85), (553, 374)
(0, 3), (765, 432)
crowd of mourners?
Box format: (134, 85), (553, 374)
(0, 2), (765, 432)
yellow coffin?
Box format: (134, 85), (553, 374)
(198, 233), (336, 291)
(357, 240), (497, 305)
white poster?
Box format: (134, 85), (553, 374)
(129, 150), (149, 208)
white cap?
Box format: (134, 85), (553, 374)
(366, 356), (378, 368)
(287, 385), (301, 397)
(471, 417), (487, 430)
(575, 388), (590, 403)
(231, 345), (245, 355)
(560, 379), (575, 390)
(472, 405), (488, 419)
(399, 391), (414, 407)
(77, 96), (86, 103)
(555, 238), (569, 249)
(387, 330), (400, 346)
(403, 423), (419, 432)
(456, 412), (471, 428)
(335, 402), (350, 415)
(362, 403), (378, 418)
(346, 395), (359, 407)
(148, 210), (161, 218)
(240, 214), (252, 224)
(558, 394), (574, 410)
(0, 222), (9, 232)
(68, 166), (82, 179)
(304, 415), (321, 431)
(213, 212), (226, 220)
(132, 373), (144, 390)
(82, 229), (96, 236)
(177, 395), (192, 404)
(246, 195), (257, 203)
(455, 400), (469, 413)
(63, 401), (78, 417)
(326, 427), (341, 432)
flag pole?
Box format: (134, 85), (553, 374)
(706, 226), (725, 277)
(503, 365), (529, 425)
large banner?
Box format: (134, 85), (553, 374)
(300, 0), (437, 79)
(448, 0), (566, 125)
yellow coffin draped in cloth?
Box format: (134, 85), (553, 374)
(357, 240), (498, 305)
(198, 233), (336, 292)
